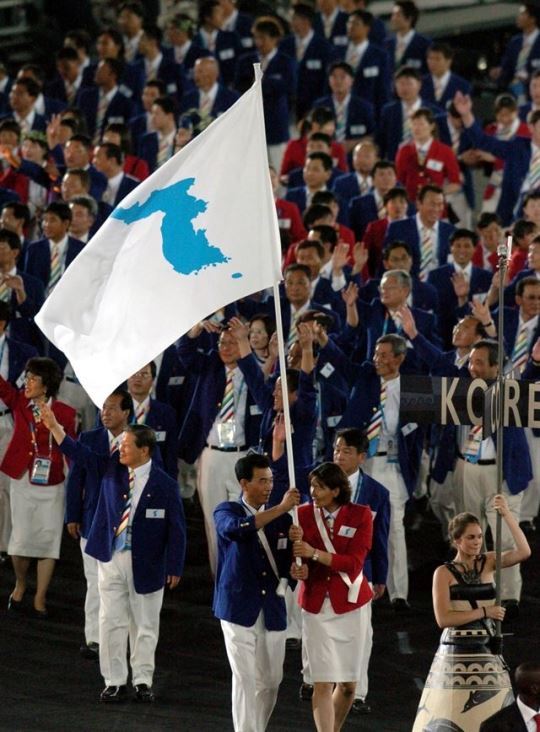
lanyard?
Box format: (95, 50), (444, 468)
(29, 417), (53, 458)
(352, 470), (364, 505)
(382, 311), (402, 336)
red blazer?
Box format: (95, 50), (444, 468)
(363, 217), (390, 278)
(471, 244), (498, 273)
(281, 137), (348, 176)
(396, 139), (461, 202)
(0, 168), (30, 203)
(0, 376), (76, 484)
(123, 155), (149, 181)
(507, 247), (528, 281)
(297, 502), (373, 614)
(276, 198), (306, 246)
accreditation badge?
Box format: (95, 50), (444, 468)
(30, 456), (52, 485)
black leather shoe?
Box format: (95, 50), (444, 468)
(299, 682), (313, 701)
(7, 594), (24, 614)
(286, 638), (301, 650)
(32, 607), (48, 619)
(80, 642), (99, 660)
(100, 685), (128, 703)
(391, 598), (411, 614)
(351, 699), (371, 714)
(134, 684), (155, 703)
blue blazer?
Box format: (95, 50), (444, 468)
(409, 331), (469, 377)
(436, 115), (475, 210)
(176, 335), (262, 463)
(385, 32), (431, 75)
(178, 84), (239, 117)
(22, 236), (85, 290)
(129, 112), (151, 152)
(351, 470), (390, 586)
(228, 11), (255, 51)
(7, 269), (45, 350)
(82, 62), (145, 105)
(193, 29), (243, 87)
(0, 111), (47, 132)
(65, 427), (115, 538)
(78, 452), (186, 594)
(347, 43), (390, 114)
(492, 305), (540, 358)
(313, 10), (349, 51)
(420, 73), (471, 111)
(427, 264), (492, 349)
(280, 33), (335, 118)
(312, 93), (375, 141)
(332, 359), (424, 496)
(112, 173), (139, 207)
(378, 98), (441, 161)
(384, 217), (455, 277)
(315, 366), (349, 460)
(76, 87), (133, 140)
(359, 277), (439, 313)
(499, 32), (540, 88)
(504, 267), (537, 306)
(462, 120), (533, 226)
(129, 57), (185, 103)
(333, 172), (368, 206)
(349, 191), (384, 240)
(286, 167), (344, 193)
(235, 51), (297, 145)
(142, 398), (179, 481)
(138, 131), (162, 174)
(213, 501), (292, 630)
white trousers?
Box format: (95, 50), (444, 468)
(80, 537), (100, 645)
(97, 551), (164, 686)
(520, 428), (540, 523)
(0, 415), (13, 551)
(454, 458), (522, 600)
(58, 368), (96, 432)
(221, 612), (286, 732)
(285, 584), (302, 640)
(197, 447), (246, 576)
(429, 472), (457, 539)
(364, 457), (409, 601)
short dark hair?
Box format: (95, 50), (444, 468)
(310, 107), (335, 127)
(285, 263), (311, 281)
(411, 107), (435, 125)
(2, 201), (30, 226)
(292, 3), (315, 23)
(517, 276), (540, 297)
(118, 1), (145, 18)
(494, 93), (517, 113)
(470, 339), (499, 367)
(14, 77), (40, 99)
(0, 119), (21, 139)
(373, 160), (396, 176)
(97, 142), (124, 165)
(69, 195), (98, 218)
(45, 201), (72, 222)
(102, 57), (125, 82)
(306, 151), (333, 172)
(142, 24), (163, 44)
(513, 219), (536, 240)
(152, 95), (177, 116)
(383, 239), (412, 259)
(145, 79), (166, 95)
(99, 28), (125, 56)
(285, 368), (300, 394)
(394, 65), (422, 82)
(253, 16), (284, 38)
(449, 228), (479, 247)
(523, 190), (540, 207)
(297, 309), (334, 331)
(311, 190), (337, 207)
(65, 29), (92, 53)
(296, 238), (325, 259)
(56, 47), (80, 63)
(328, 61), (354, 78)
(235, 453), (271, 482)
(67, 133), (92, 150)
(310, 224), (338, 247)
(376, 333), (408, 356)
(0, 228), (22, 250)
(349, 9), (372, 27)
(335, 427), (369, 454)
(308, 131), (332, 147)
(19, 63), (45, 85)
(384, 187), (409, 205)
(477, 212), (501, 230)
(417, 184), (444, 202)
(303, 204), (333, 229)
(248, 313), (275, 337)
(125, 423), (156, 455)
(395, 1), (420, 27)
(428, 41), (454, 60)
(309, 462), (351, 505)
(25, 357), (63, 398)
(104, 122), (132, 154)
(64, 168), (90, 191)
(529, 108), (540, 126)
(109, 386), (134, 417)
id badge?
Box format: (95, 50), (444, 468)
(387, 439), (399, 464)
(217, 421), (236, 447)
(30, 456), (52, 485)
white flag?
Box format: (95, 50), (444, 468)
(36, 68), (282, 407)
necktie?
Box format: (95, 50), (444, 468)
(110, 438), (120, 455)
(463, 424), (483, 463)
(434, 76), (444, 102)
(287, 313), (299, 352)
(200, 92), (212, 116)
(395, 36), (406, 65)
(18, 115), (30, 135)
(346, 45), (360, 71)
(323, 15), (333, 39)
(512, 323), (529, 373)
(367, 381), (387, 457)
(417, 146), (428, 167)
(0, 279), (9, 302)
(219, 368), (235, 422)
(334, 100), (347, 142)
(156, 134), (172, 168)
(533, 713), (540, 732)
(358, 176), (370, 195)
(377, 197), (386, 219)
(207, 32), (216, 53)
(115, 468), (135, 551)
(526, 148), (540, 193)
(296, 37), (306, 62)
(48, 242), (62, 294)
(419, 226), (434, 281)
(402, 107), (412, 143)
(65, 80), (76, 105)
(515, 37), (531, 80)
(93, 93), (109, 145)
(135, 402), (147, 424)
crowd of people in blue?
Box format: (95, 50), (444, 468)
(1, 0), (540, 729)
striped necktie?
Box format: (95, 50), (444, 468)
(135, 402), (148, 424)
(358, 176), (370, 195)
(526, 148), (540, 193)
(48, 242), (62, 294)
(0, 279), (9, 302)
(346, 45), (360, 71)
(433, 76), (444, 102)
(463, 424), (483, 463)
(200, 92), (212, 116)
(93, 93), (109, 145)
(219, 368), (235, 422)
(515, 38), (532, 80)
(419, 226), (434, 281)
(376, 197), (386, 219)
(512, 323), (530, 373)
(367, 381), (387, 457)
(334, 100), (347, 142)
(287, 312), (299, 352)
(114, 468), (135, 551)
(402, 107), (412, 143)
(110, 437), (120, 455)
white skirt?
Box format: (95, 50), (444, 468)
(8, 473), (65, 559)
(302, 597), (363, 682)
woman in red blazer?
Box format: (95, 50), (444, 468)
(290, 462), (373, 732)
(0, 357), (76, 617)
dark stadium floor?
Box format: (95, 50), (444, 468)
(1, 498), (539, 732)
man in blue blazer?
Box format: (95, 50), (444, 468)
(76, 58), (133, 143)
(138, 96), (177, 173)
(178, 56), (239, 118)
(498, 3), (540, 96)
(130, 24), (185, 103)
(127, 361), (179, 480)
(22, 202), (85, 293)
(1, 77), (47, 133)
(314, 0), (349, 52)
(386, 1), (431, 75)
(493, 277), (540, 365)
(194, 0), (243, 87)
(281, 3), (336, 121)
(92, 142), (139, 208)
(427, 228), (492, 349)
(214, 453), (299, 732)
(421, 42), (471, 111)
(455, 91), (540, 226)
(384, 184), (455, 278)
(65, 388), (132, 659)
(41, 415), (186, 704)
(333, 428), (389, 713)
(349, 160), (397, 240)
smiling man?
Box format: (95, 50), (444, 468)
(213, 453), (300, 732)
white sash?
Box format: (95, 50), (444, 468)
(243, 503), (287, 596)
(313, 505), (363, 603)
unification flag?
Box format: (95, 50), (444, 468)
(36, 67), (282, 407)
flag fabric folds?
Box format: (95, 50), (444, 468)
(36, 68), (282, 407)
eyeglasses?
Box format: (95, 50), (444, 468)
(24, 373), (41, 383)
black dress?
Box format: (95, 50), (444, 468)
(412, 556), (513, 732)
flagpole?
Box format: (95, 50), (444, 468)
(494, 234), (511, 650)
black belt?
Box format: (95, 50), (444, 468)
(0, 408), (11, 417)
(207, 445), (247, 453)
(457, 452), (496, 466)
(374, 451), (387, 457)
